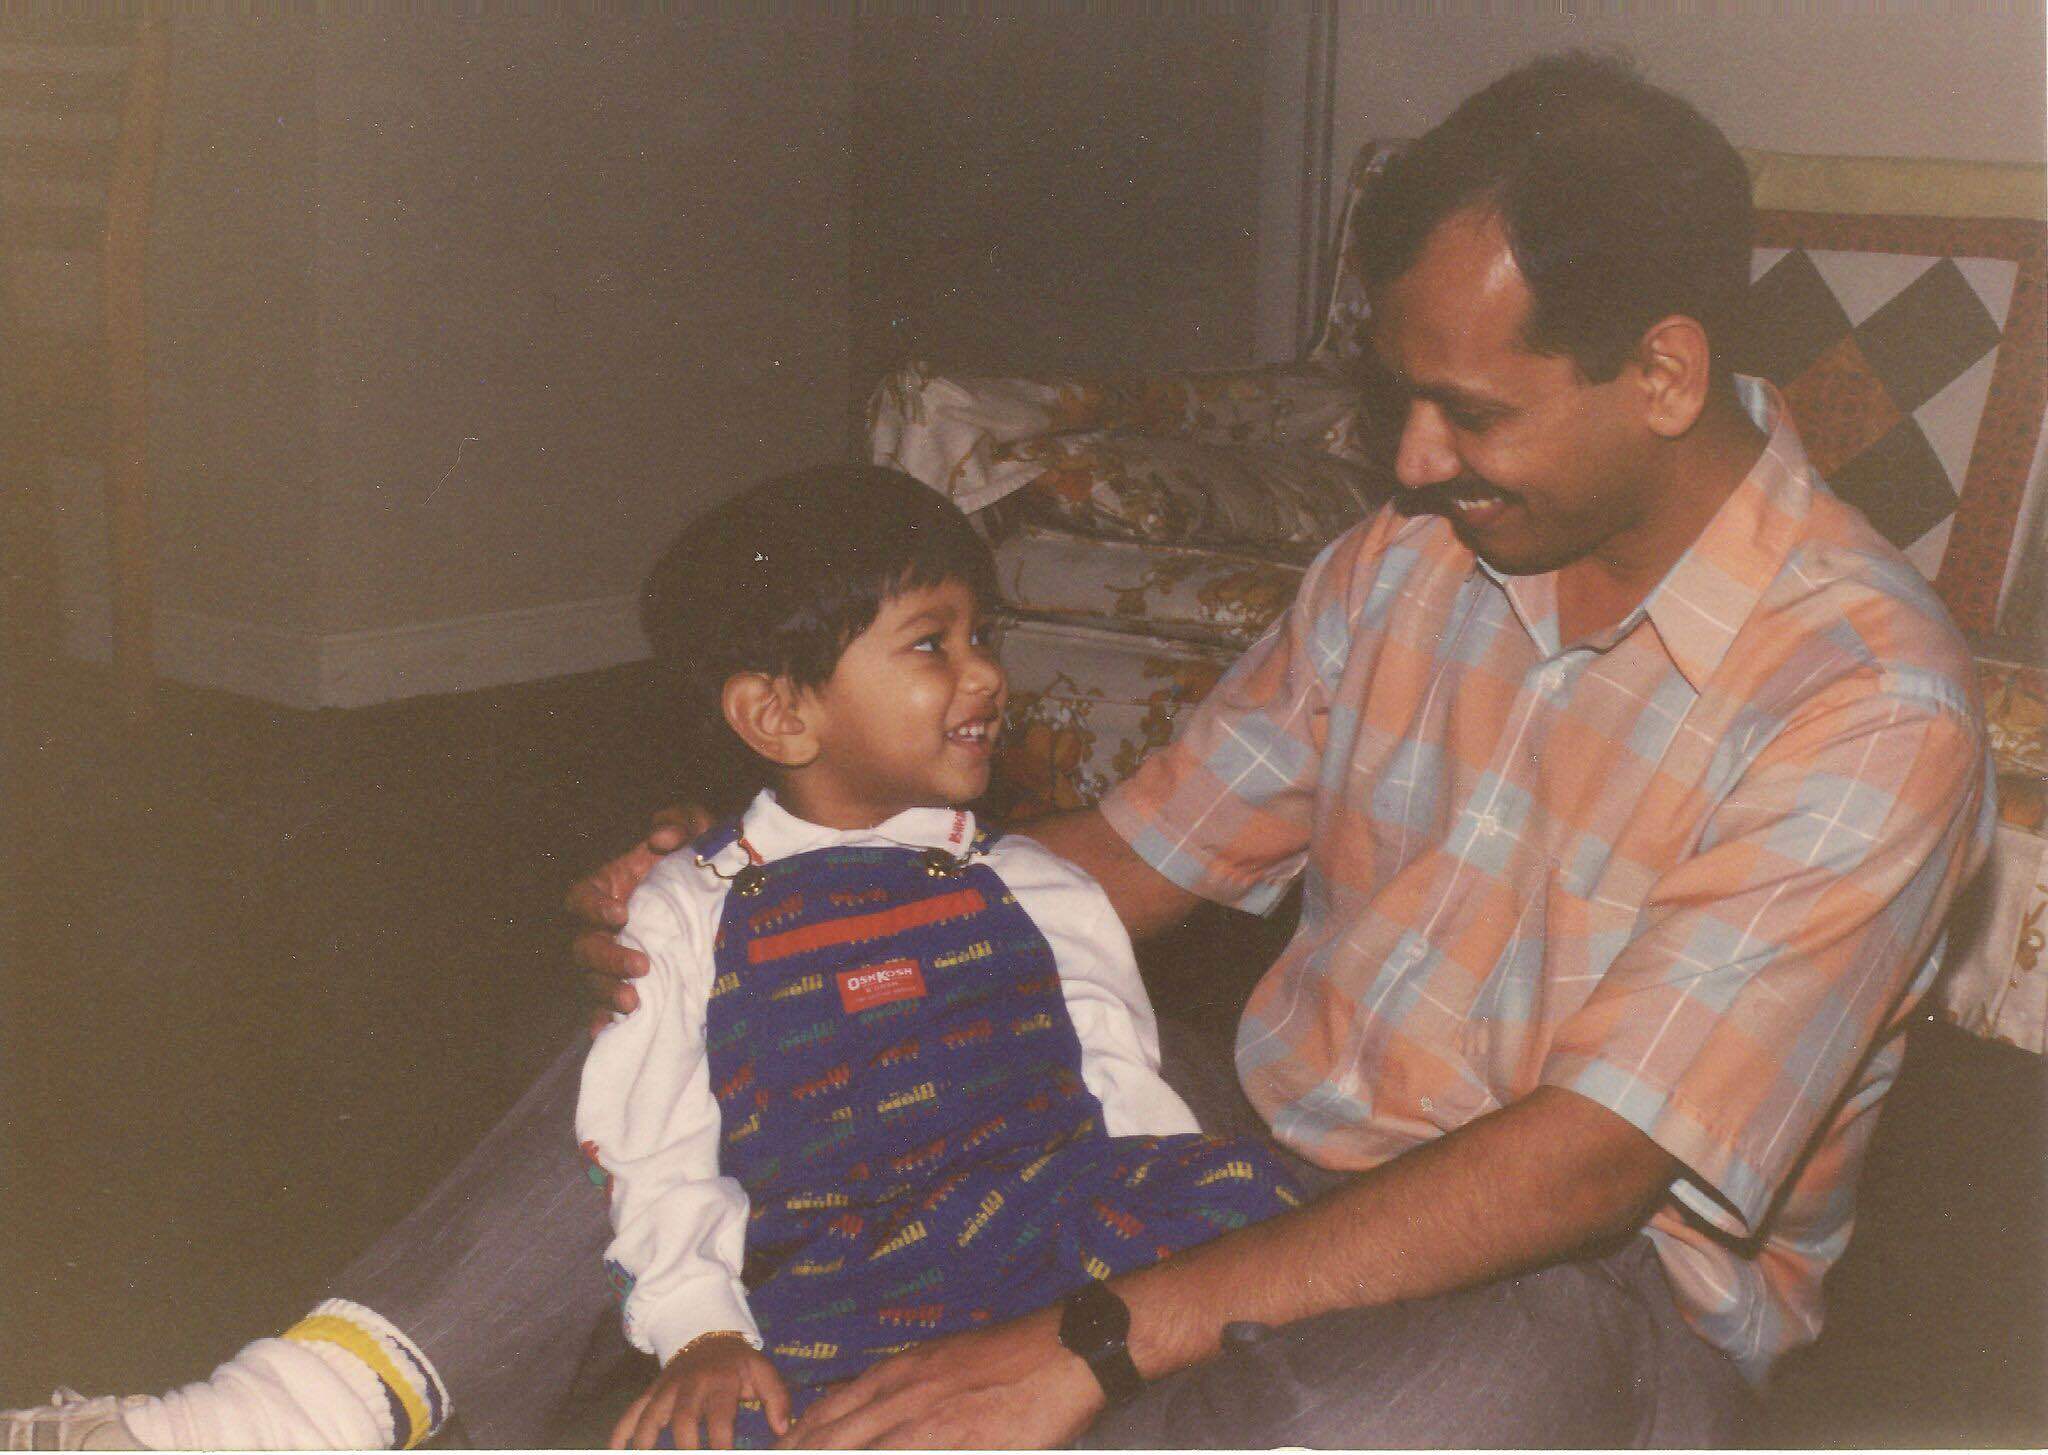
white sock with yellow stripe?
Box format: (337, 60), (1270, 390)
(118, 1299), (449, 1450)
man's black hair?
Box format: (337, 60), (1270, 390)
(640, 463), (1000, 814)
(1354, 51), (1754, 383)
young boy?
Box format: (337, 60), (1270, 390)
(0, 464), (1296, 1453)
(582, 464), (1300, 1448)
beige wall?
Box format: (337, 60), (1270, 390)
(127, 18), (852, 704)
(140, 15), (2037, 702)
(310, 19), (851, 638)
(849, 16), (1266, 386)
(1331, 9), (2046, 170)
(148, 23), (324, 634)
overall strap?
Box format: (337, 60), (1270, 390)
(689, 818), (748, 868)
(695, 814), (1003, 871)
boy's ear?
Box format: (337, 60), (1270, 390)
(722, 672), (820, 768)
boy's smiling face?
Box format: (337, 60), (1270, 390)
(779, 577), (1006, 829)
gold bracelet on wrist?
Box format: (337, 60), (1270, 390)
(675, 1330), (751, 1362)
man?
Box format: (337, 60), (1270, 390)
(572, 53), (1990, 1446)
(9, 51), (1989, 1452)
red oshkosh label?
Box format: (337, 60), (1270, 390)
(838, 958), (927, 1014)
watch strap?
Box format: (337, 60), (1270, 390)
(1086, 1339), (1144, 1407)
(1058, 1281), (1144, 1407)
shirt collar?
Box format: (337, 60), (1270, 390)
(1477, 376), (1817, 690)
(1636, 376), (1815, 690)
(712, 790), (980, 870)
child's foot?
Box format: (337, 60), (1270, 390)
(3, 1389), (150, 1450)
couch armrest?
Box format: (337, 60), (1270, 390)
(868, 358), (1367, 515)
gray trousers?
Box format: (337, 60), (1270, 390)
(332, 1027), (1757, 1448)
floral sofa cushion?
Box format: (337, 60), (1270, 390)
(870, 359), (1376, 517)
(1981, 650), (2047, 826)
(981, 435), (1389, 558)
(994, 524), (1304, 648)
(869, 349), (1391, 821)
(990, 616), (1236, 821)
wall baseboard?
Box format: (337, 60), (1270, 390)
(318, 594), (650, 708)
(63, 594), (651, 709)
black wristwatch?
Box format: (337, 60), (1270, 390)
(1057, 1279), (1144, 1407)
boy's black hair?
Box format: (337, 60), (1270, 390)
(640, 463), (1000, 814)
(1355, 51), (1753, 385)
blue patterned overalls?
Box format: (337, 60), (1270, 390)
(665, 820), (1299, 1446)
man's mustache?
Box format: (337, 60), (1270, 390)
(1393, 479), (1508, 518)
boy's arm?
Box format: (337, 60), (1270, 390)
(569, 808), (715, 1017)
(576, 876), (761, 1364)
(992, 838), (1198, 1139)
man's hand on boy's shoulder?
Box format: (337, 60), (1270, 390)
(569, 805), (716, 1022)
(781, 1306), (1101, 1450)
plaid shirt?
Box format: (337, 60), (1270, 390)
(1101, 379), (1993, 1382)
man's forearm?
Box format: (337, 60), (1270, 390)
(1114, 1086), (1680, 1380)
(1016, 806), (1201, 943)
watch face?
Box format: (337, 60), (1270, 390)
(1059, 1281), (1143, 1407)
(1060, 1279), (1130, 1354)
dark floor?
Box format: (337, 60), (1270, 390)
(3, 662), (2042, 1447)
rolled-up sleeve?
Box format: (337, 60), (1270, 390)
(1101, 525), (1380, 913)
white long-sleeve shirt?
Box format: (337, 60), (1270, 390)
(575, 792), (1200, 1365)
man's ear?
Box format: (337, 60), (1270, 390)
(722, 672), (820, 769)
(1633, 314), (1713, 439)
